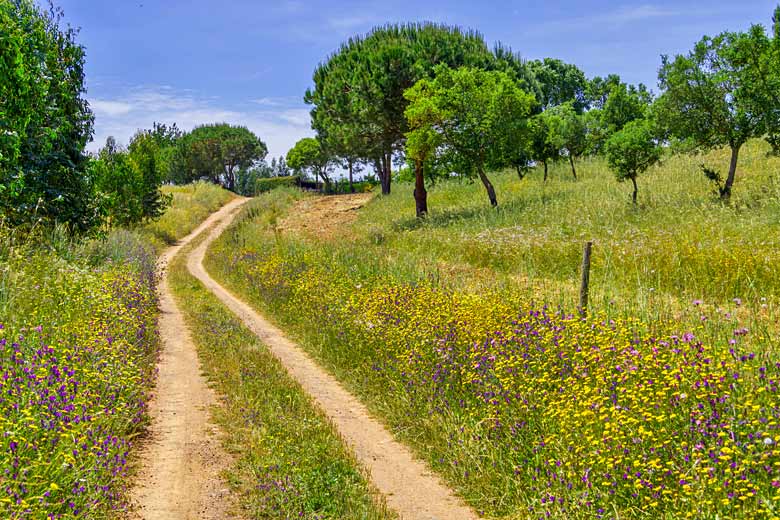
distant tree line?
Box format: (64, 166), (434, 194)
(0, 1), (290, 232)
(301, 11), (780, 216)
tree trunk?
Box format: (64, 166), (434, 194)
(569, 155), (577, 180)
(378, 151), (391, 195)
(477, 166), (498, 207)
(515, 164), (525, 180)
(722, 145), (740, 200)
(314, 170), (320, 192)
(631, 176), (638, 204)
(413, 159), (428, 218)
(543, 160), (548, 182)
(348, 160), (355, 193)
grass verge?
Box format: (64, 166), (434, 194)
(167, 230), (394, 520)
(0, 182), (233, 518)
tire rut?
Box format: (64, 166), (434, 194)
(188, 201), (479, 520)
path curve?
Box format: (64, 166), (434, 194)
(189, 202), (479, 520)
(129, 197), (248, 519)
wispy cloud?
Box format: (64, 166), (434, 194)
(87, 86), (313, 160)
(604, 4), (679, 24)
(523, 3), (681, 36)
(327, 15), (378, 31)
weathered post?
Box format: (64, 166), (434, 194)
(579, 241), (593, 318)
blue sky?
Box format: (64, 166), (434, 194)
(52, 0), (779, 159)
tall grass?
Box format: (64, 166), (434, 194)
(140, 181), (235, 250)
(0, 182), (233, 517)
(205, 142), (780, 519)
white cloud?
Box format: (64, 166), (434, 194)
(87, 86), (313, 160)
(605, 4), (679, 24)
(90, 100), (133, 117)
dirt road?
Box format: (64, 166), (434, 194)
(189, 199), (479, 520)
(129, 198), (247, 519)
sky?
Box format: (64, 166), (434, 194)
(51, 0), (779, 160)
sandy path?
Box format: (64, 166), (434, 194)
(189, 201), (479, 520)
(129, 197), (248, 519)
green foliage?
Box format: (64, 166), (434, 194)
(90, 133), (172, 226)
(601, 82), (651, 134)
(585, 74), (622, 110)
(546, 101), (588, 178)
(175, 123), (267, 191)
(0, 0), (94, 230)
(404, 66), (536, 206)
(306, 23), (496, 194)
(656, 17), (780, 198)
(527, 58), (588, 112)
(286, 137), (333, 186)
(528, 111), (563, 179)
(254, 175), (300, 194)
(605, 119), (662, 203)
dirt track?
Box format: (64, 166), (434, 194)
(133, 195), (478, 519)
(129, 198), (247, 519)
(189, 197), (479, 520)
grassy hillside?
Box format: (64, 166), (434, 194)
(206, 142), (780, 519)
(0, 182), (232, 518)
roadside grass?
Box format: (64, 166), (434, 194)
(167, 232), (394, 520)
(205, 142), (780, 519)
(140, 181), (235, 250)
(0, 182), (233, 518)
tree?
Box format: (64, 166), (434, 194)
(127, 131), (171, 221)
(528, 111), (563, 182)
(405, 66), (536, 213)
(91, 133), (171, 226)
(528, 58), (588, 112)
(656, 22), (778, 199)
(175, 124), (267, 191)
(585, 74), (622, 110)
(601, 82), (651, 134)
(0, 0), (95, 230)
(306, 23), (495, 195)
(604, 119), (661, 204)
(286, 138), (334, 190)
(547, 102), (587, 179)
(726, 11), (780, 155)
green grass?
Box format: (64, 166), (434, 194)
(0, 182), (235, 517)
(167, 232), (394, 520)
(140, 181), (235, 250)
(204, 142), (780, 519)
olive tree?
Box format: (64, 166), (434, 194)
(547, 102), (587, 179)
(657, 19), (779, 199)
(604, 119), (661, 204)
(405, 66), (535, 213)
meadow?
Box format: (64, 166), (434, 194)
(0, 182), (232, 518)
(205, 141), (780, 519)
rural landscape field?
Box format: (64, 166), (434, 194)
(2, 0), (780, 519)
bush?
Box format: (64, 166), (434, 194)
(255, 176), (300, 193)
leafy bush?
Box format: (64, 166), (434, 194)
(255, 175), (300, 194)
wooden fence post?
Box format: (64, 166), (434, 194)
(579, 241), (593, 318)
